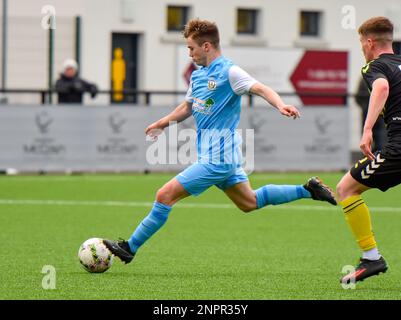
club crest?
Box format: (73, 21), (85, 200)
(207, 78), (217, 90)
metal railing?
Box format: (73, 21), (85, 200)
(0, 89), (362, 106)
(0, 89), (188, 105)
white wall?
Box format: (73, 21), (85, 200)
(5, 0), (401, 93)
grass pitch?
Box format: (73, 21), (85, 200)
(1, 172), (401, 300)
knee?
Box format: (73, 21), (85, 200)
(155, 187), (173, 206)
(336, 181), (348, 202)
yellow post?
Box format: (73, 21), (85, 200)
(112, 48), (126, 101)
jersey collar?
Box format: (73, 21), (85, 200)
(203, 55), (224, 71)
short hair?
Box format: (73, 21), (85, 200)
(182, 18), (220, 48)
(358, 17), (393, 44)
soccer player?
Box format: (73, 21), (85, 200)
(103, 19), (336, 264)
(338, 17), (401, 284)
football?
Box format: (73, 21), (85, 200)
(78, 238), (114, 273)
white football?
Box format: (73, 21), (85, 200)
(78, 238), (114, 273)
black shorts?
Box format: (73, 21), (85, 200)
(350, 152), (401, 192)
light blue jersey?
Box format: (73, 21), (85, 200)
(177, 56), (257, 196)
(185, 56), (256, 167)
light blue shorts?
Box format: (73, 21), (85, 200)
(176, 163), (249, 196)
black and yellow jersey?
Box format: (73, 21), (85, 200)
(362, 53), (401, 157)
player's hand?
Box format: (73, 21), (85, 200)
(360, 129), (375, 160)
(145, 122), (164, 141)
(278, 105), (301, 119)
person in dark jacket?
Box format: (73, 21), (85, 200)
(55, 59), (98, 104)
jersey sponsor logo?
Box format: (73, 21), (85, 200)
(192, 97), (215, 115)
(205, 98), (215, 108)
(207, 78), (217, 90)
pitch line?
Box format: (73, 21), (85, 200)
(0, 199), (400, 213)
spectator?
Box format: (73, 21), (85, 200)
(356, 77), (387, 151)
(55, 59), (98, 104)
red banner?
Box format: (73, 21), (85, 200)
(290, 51), (348, 105)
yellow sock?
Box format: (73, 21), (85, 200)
(340, 195), (377, 251)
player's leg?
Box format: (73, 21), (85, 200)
(126, 178), (189, 253)
(104, 163), (226, 263)
(104, 177), (190, 263)
(337, 172), (378, 256)
(253, 176), (338, 208)
(337, 154), (390, 284)
(219, 168), (336, 212)
(223, 180), (257, 212)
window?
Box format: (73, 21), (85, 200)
(237, 9), (258, 35)
(300, 11), (321, 37)
(393, 41), (401, 54)
(167, 6), (189, 32)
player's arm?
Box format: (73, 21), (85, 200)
(229, 65), (300, 119)
(249, 82), (300, 119)
(360, 78), (389, 160)
(145, 101), (192, 137)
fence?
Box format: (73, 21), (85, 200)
(0, 89), (361, 106)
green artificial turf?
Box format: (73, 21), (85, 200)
(1, 173), (401, 299)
